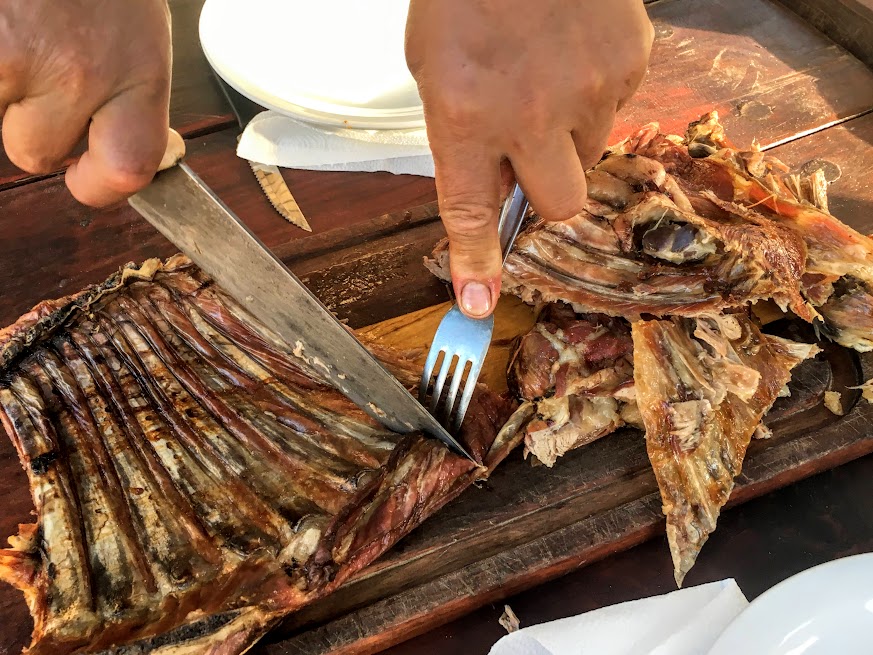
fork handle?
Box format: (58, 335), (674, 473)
(497, 182), (529, 263)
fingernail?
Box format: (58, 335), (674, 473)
(460, 282), (492, 317)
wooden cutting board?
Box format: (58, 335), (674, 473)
(248, 291), (873, 655)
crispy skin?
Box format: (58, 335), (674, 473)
(0, 256), (517, 655)
(633, 314), (817, 585)
(623, 111), (873, 351)
(426, 147), (810, 322)
(507, 304), (639, 466)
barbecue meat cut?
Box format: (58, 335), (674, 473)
(426, 127), (811, 323)
(0, 256), (518, 655)
(507, 303), (640, 466)
(613, 111), (873, 352)
(428, 112), (873, 355)
(633, 313), (817, 584)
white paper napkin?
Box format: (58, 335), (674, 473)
(489, 579), (748, 655)
(237, 110), (435, 177)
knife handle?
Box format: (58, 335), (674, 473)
(158, 128), (186, 172)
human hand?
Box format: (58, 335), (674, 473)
(0, 0), (172, 206)
(406, 0), (653, 317)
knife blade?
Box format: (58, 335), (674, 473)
(248, 160), (312, 232)
(129, 163), (475, 461)
(213, 71), (312, 232)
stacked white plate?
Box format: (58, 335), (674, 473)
(199, 0), (424, 129)
(708, 553), (873, 654)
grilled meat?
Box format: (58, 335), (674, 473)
(616, 111), (873, 352)
(507, 304), (639, 466)
(633, 313), (818, 585)
(0, 256), (518, 655)
(426, 142), (810, 322)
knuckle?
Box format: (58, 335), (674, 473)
(534, 188), (586, 222)
(515, 93), (552, 139)
(56, 52), (97, 101)
(433, 87), (486, 131)
(5, 143), (63, 174)
(441, 199), (496, 239)
(101, 160), (156, 195)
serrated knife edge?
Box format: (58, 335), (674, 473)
(248, 160), (312, 232)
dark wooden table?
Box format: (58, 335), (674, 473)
(2, 0), (873, 653)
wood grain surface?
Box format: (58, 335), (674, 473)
(775, 0), (873, 69)
(1, 1), (873, 654)
(383, 449), (873, 655)
(250, 319), (870, 655)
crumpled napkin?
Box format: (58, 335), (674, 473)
(236, 110), (435, 177)
(489, 579), (748, 655)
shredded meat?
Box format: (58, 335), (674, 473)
(507, 304), (638, 466)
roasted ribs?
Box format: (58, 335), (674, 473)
(0, 256), (519, 655)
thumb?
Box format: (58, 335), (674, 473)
(433, 146), (503, 318)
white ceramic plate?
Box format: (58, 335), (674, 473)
(708, 553), (873, 654)
(199, 0), (424, 129)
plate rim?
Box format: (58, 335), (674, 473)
(198, 0), (426, 131)
(707, 551), (873, 654)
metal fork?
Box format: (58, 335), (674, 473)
(419, 183), (529, 434)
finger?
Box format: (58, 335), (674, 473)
(572, 111), (616, 172)
(499, 157), (515, 203)
(1, 91), (93, 173)
(66, 82), (169, 207)
(433, 143), (503, 318)
(0, 54), (26, 120)
(509, 131), (588, 221)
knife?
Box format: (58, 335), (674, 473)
(212, 71), (312, 232)
(129, 162), (475, 462)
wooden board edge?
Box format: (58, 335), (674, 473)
(772, 0), (873, 70)
(263, 389), (873, 655)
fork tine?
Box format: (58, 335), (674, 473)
(429, 352), (453, 416)
(451, 358), (485, 435)
(441, 358), (468, 425)
(419, 345), (443, 403)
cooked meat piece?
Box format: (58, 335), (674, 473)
(633, 313), (818, 585)
(427, 112), (873, 351)
(507, 304), (639, 466)
(623, 110), (873, 351)
(426, 149), (810, 323)
(0, 256), (518, 655)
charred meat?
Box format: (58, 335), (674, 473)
(0, 256), (517, 655)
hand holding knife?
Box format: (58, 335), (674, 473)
(129, 134), (476, 462)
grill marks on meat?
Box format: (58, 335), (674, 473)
(0, 256), (516, 655)
(507, 304), (639, 466)
(633, 314), (818, 585)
